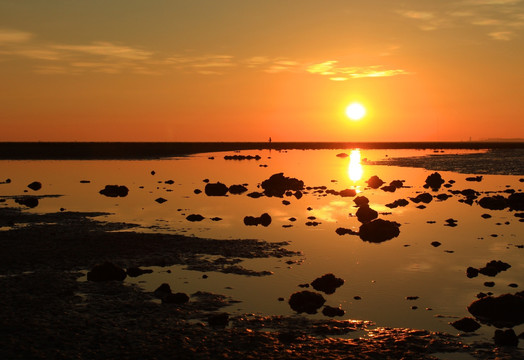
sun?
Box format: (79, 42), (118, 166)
(345, 103), (366, 121)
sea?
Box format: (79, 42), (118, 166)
(1, 143), (523, 345)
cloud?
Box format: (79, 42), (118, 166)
(397, 1), (524, 39)
(307, 61), (410, 81)
(51, 42), (153, 60)
(488, 30), (514, 39)
(0, 29), (32, 44)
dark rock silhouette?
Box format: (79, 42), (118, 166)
(288, 290), (326, 314)
(479, 260), (511, 277)
(385, 199), (409, 209)
(356, 205), (378, 223)
(444, 218), (458, 227)
(243, 213), (271, 226)
(322, 305), (345, 317)
(294, 190), (303, 199)
(224, 155), (261, 160)
(87, 262), (126, 282)
(466, 176), (483, 182)
(436, 193), (451, 201)
(466, 267), (479, 278)
(153, 283), (172, 299)
(186, 214), (205, 222)
(336, 153), (349, 158)
(410, 193), (433, 204)
(208, 313), (230, 327)
(431, 241), (441, 247)
(27, 181), (42, 191)
(450, 317), (481, 332)
(228, 184), (248, 195)
(468, 293), (524, 328)
(164, 180), (175, 185)
(311, 273), (344, 294)
(359, 219), (401, 243)
(15, 197), (39, 208)
(339, 189), (357, 197)
(163, 292), (190, 305)
(494, 329), (519, 347)
(205, 182), (229, 196)
(155, 197), (167, 204)
(261, 173), (304, 197)
(353, 196), (369, 207)
(126, 267), (153, 277)
(366, 175), (384, 189)
(99, 185), (129, 197)
(335, 227), (358, 236)
(478, 196), (508, 210)
(194, 189), (202, 194)
(247, 191), (264, 198)
(424, 172), (445, 191)
(508, 192), (524, 211)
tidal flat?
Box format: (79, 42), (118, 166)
(1, 146), (523, 359)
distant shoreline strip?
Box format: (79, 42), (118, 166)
(0, 142), (522, 160)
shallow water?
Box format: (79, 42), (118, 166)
(1, 148), (523, 345)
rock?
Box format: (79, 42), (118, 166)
(247, 191), (264, 198)
(436, 193), (451, 201)
(385, 199), (409, 208)
(151, 170), (155, 175)
(450, 317), (481, 332)
(484, 282), (495, 287)
(494, 329), (519, 347)
(164, 180), (175, 185)
(356, 205), (378, 223)
(294, 190), (303, 199)
(380, 185), (397, 192)
(208, 313), (230, 327)
(243, 213), (271, 226)
(228, 184), (248, 195)
(194, 189), (202, 194)
(468, 293), (524, 328)
(336, 153), (349, 158)
(366, 175), (384, 189)
(27, 181), (42, 191)
(288, 291), (326, 314)
(424, 172), (445, 190)
(335, 227), (358, 236)
(163, 292), (190, 304)
(353, 196), (369, 207)
(431, 241), (441, 247)
(466, 267), (479, 278)
(126, 267), (153, 277)
(15, 197), (39, 208)
(153, 283), (172, 299)
(508, 192), (524, 211)
(305, 221), (320, 226)
(339, 189), (357, 197)
(87, 262), (126, 282)
(282, 200), (290, 205)
(224, 155), (261, 160)
(155, 197), (167, 204)
(261, 173), (304, 197)
(322, 305), (345, 317)
(479, 260), (511, 277)
(311, 273), (344, 294)
(359, 219), (401, 243)
(444, 218), (458, 227)
(478, 196), (508, 210)
(410, 193), (433, 204)
(186, 214), (205, 222)
(466, 176), (483, 182)
(389, 180), (404, 188)
(99, 185), (129, 197)
(481, 213), (492, 219)
(204, 182), (229, 196)
(210, 217), (222, 221)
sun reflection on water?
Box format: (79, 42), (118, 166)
(348, 149), (363, 181)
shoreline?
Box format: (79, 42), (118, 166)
(1, 141), (523, 160)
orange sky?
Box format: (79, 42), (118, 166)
(0, 0), (523, 142)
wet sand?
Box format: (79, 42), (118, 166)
(1, 141), (523, 159)
(1, 208), (522, 359)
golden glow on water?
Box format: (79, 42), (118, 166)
(348, 149), (363, 181)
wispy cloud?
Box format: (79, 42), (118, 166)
(307, 61), (410, 81)
(0, 28), (410, 80)
(397, 0), (524, 39)
(0, 29), (32, 44)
